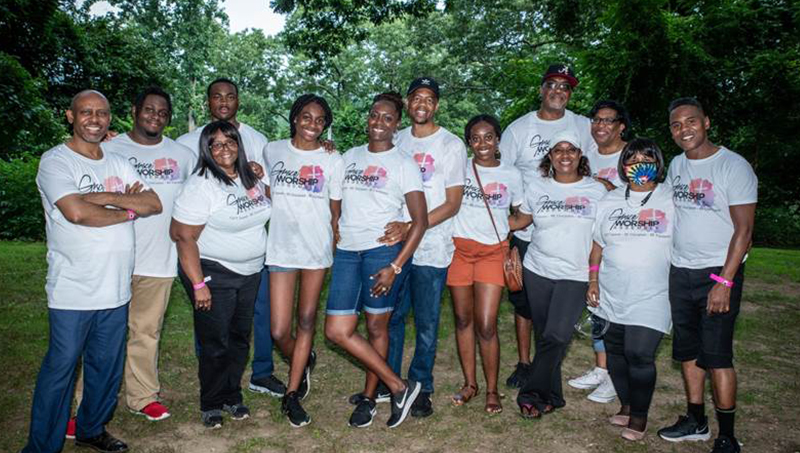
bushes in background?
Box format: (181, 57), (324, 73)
(0, 154), (44, 240)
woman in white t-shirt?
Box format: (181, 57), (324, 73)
(508, 130), (607, 419)
(264, 94), (344, 427)
(447, 115), (523, 414)
(324, 92), (428, 429)
(586, 138), (674, 441)
(170, 121), (271, 429)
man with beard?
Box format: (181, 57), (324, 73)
(23, 90), (162, 453)
(177, 78), (286, 399)
(657, 98), (756, 453)
(499, 64), (596, 391)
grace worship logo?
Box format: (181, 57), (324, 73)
(672, 175), (715, 208)
(129, 156), (181, 181)
(299, 165), (326, 193)
(227, 184), (269, 215)
(413, 152), (436, 182)
(536, 195), (594, 217)
(484, 182), (509, 207)
(344, 162), (388, 189)
(597, 167), (618, 182)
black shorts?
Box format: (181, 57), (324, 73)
(669, 264), (745, 369)
(507, 235), (531, 319)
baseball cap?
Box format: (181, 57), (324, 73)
(542, 64), (579, 88)
(550, 130), (582, 151)
(407, 77), (440, 98)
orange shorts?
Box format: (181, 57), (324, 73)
(446, 237), (508, 287)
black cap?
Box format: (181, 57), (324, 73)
(407, 77), (440, 98)
(542, 64), (579, 87)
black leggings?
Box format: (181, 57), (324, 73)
(603, 322), (664, 419)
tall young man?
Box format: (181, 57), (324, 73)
(177, 78), (286, 397)
(658, 98), (756, 453)
(383, 77), (467, 417)
(23, 90), (162, 453)
(104, 87), (195, 421)
(499, 64), (595, 389)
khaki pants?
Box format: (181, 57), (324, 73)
(74, 275), (173, 411)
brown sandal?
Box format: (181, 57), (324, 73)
(452, 384), (478, 406)
(485, 391), (503, 414)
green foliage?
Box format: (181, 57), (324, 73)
(753, 202), (800, 248)
(0, 154), (44, 240)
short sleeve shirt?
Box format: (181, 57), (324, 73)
(36, 144), (147, 310)
(172, 174), (271, 276)
(667, 147), (758, 268)
(396, 127), (468, 268)
(264, 139), (345, 268)
(105, 134), (195, 277)
(520, 176), (607, 281)
(338, 145), (424, 251)
(586, 147), (624, 188)
(177, 121), (268, 170)
(453, 159), (524, 245)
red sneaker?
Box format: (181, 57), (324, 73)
(65, 417), (76, 439)
(134, 402), (171, 421)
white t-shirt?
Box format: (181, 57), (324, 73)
(586, 147), (624, 188)
(519, 176), (607, 281)
(396, 127), (467, 268)
(454, 159), (524, 245)
(667, 147), (758, 269)
(338, 145), (424, 251)
(177, 121), (267, 169)
(264, 139), (345, 268)
(500, 109), (596, 241)
(590, 184), (674, 333)
(105, 134), (195, 277)
(172, 174), (271, 276)
(37, 144), (148, 310)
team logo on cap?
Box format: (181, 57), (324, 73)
(559, 66), (570, 74)
(421, 79), (431, 85)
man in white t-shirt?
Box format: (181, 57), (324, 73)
(657, 98), (757, 453)
(498, 64), (596, 389)
(23, 90), (162, 453)
(177, 78), (285, 397)
(380, 77), (467, 417)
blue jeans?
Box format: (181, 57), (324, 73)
(251, 266), (276, 380)
(387, 264), (448, 394)
(326, 244), (408, 315)
(23, 305), (128, 453)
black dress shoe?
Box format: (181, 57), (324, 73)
(75, 431), (129, 452)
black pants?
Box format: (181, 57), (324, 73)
(179, 259), (260, 412)
(604, 322), (663, 419)
(518, 269), (587, 408)
(507, 236), (531, 319)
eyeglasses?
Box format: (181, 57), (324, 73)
(591, 117), (620, 125)
(543, 81), (573, 92)
(209, 140), (238, 152)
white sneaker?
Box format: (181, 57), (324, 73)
(568, 366), (607, 390)
(587, 374), (617, 403)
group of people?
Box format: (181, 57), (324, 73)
(21, 63), (756, 453)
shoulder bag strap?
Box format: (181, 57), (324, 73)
(472, 159), (504, 245)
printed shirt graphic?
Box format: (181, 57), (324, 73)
(105, 134), (195, 277)
(338, 145), (424, 251)
(395, 127), (467, 267)
(586, 148), (624, 188)
(591, 184), (674, 333)
(519, 176), (607, 281)
(667, 147), (758, 269)
(499, 109), (597, 242)
(36, 144), (149, 310)
(173, 174), (271, 276)
(264, 139), (345, 268)
(453, 160), (524, 245)
(177, 121), (269, 184)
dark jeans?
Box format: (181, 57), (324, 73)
(603, 322), (664, 419)
(518, 269), (587, 409)
(179, 260), (260, 412)
(507, 236), (531, 319)
(251, 266), (276, 380)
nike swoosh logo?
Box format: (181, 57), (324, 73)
(395, 390), (407, 408)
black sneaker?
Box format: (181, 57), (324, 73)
(222, 403), (250, 420)
(349, 397), (377, 428)
(505, 362), (530, 389)
(75, 430), (128, 452)
(657, 414), (711, 442)
(282, 391), (310, 428)
(711, 436), (741, 453)
(298, 350), (316, 400)
(411, 392), (433, 418)
(348, 382), (391, 405)
(248, 374), (286, 397)
(387, 380), (421, 428)
(201, 409), (223, 429)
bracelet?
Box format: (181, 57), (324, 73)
(588, 279), (598, 283)
(589, 265), (600, 272)
(389, 262), (402, 275)
(127, 209), (137, 221)
(709, 273), (734, 288)
(193, 276), (212, 290)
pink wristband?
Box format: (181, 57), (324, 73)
(193, 276), (211, 290)
(126, 209), (137, 221)
(709, 273), (734, 288)
(589, 265), (600, 272)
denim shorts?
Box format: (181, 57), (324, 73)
(269, 265), (298, 273)
(326, 244), (408, 316)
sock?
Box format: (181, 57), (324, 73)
(716, 406), (736, 439)
(688, 402), (706, 424)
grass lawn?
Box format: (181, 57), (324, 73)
(1, 242), (799, 452)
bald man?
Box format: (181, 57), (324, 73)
(22, 90), (161, 453)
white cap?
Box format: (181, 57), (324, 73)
(550, 130), (581, 151)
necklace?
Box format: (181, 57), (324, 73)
(625, 185), (654, 207)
